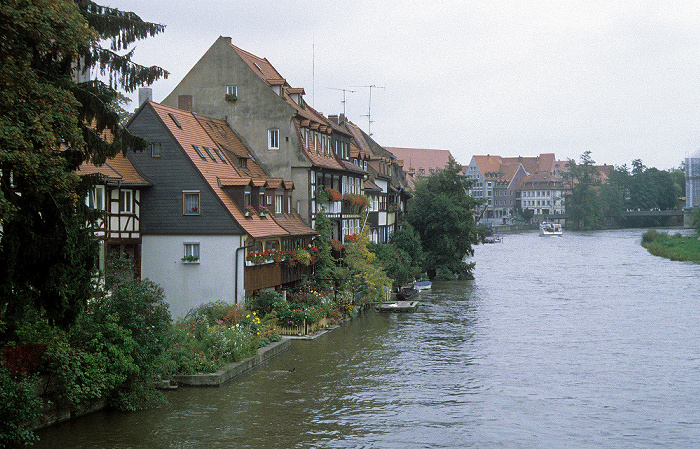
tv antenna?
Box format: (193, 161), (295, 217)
(353, 84), (384, 136)
(327, 87), (356, 116)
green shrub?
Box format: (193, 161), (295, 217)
(0, 362), (42, 448)
(185, 300), (233, 326)
(641, 229), (666, 243)
(248, 290), (284, 316)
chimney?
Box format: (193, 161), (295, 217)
(340, 113), (346, 123)
(223, 36), (232, 44)
(178, 95), (193, 111)
(138, 88), (152, 106)
(328, 114), (338, 124)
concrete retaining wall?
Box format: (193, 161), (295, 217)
(172, 338), (291, 387)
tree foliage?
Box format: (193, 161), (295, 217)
(0, 0), (167, 333)
(405, 158), (480, 280)
(563, 151), (603, 230)
(339, 229), (391, 303)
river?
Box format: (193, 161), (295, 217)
(36, 228), (700, 448)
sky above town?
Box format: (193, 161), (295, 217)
(104, 0), (700, 170)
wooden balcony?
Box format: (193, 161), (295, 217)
(245, 261), (313, 294)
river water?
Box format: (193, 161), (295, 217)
(36, 228), (700, 448)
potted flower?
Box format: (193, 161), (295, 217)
(244, 205), (256, 217)
(225, 93), (237, 102)
(325, 187), (343, 202)
(259, 205), (270, 216)
(181, 255), (199, 263)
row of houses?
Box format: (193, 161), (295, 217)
(465, 153), (613, 225)
(82, 37), (621, 316)
(79, 37), (438, 318)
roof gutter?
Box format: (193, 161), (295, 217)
(235, 238), (254, 305)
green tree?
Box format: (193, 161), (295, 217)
(0, 0), (167, 334)
(405, 158), (481, 280)
(564, 151), (603, 230)
(340, 229), (391, 303)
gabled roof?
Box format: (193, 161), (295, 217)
(78, 153), (151, 187)
(294, 121), (346, 171)
(385, 147), (455, 173)
(230, 43), (287, 89)
(518, 171), (565, 189)
(364, 178), (382, 192)
(142, 101), (315, 239)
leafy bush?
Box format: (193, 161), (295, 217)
(0, 362), (42, 448)
(641, 229), (666, 243)
(248, 290), (284, 317)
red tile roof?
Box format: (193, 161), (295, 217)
(146, 101), (314, 239)
(78, 153), (151, 186)
(385, 147), (455, 173)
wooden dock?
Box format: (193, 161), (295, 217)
(377, 300), (419, 313)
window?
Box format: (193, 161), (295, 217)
(183, 191), (200, 215)
(87, 185), (105, 210)
(268, 129), (279, 150)
(151, 142), (161, 158)
(202, 146), (217, 162)
(213, 148), (227, 164)
(119, 189), (133, 213)
(168, 113), (182, 129)
(192, 145), (206, 160)
(259, 189), (265, 208)
(226, 85), (237, 96)
(183, 243), (200, 261)
(244, 191), (251, 207)
(238, 157), (247, 168)
(275, 194), (283, 214)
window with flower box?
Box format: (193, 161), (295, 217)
(183, 242), (200, 263)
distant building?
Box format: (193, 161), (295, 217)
(687, 154), (700, 209)
(385, 147), (456, 190)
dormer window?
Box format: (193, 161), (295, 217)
(238, 157), (247, 168)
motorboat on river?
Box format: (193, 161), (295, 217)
(413, 280), (432, 290)
(539, 221), (563, 236)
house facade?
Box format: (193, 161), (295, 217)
(126, 100), (315, 317)
(517, 172), (566, 216)
(161, 37), (365, 236)
(78, 153), (151, 277)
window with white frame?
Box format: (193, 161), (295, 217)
(183, 242), (200, 261)
(275, 194), (282, 214)
(226, 85), (237, 96)
(119, 189), (133, 213)
(87, 185), (105, 210)
(268, 129), (279, 150)
(183, 191), (200, 215)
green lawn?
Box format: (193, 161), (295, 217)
(641, 230), (700, 263)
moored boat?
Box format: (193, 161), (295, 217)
(396, 286), (419, 301)
(539, 221), (563, 236)
(413, 280), (432, 290)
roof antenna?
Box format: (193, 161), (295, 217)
(353, 84), (384, 136)
(328, 87), (356, 116)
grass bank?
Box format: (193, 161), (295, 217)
(641, 230), (700, 263)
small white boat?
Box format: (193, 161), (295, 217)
(539, 221), (563, 236)
(413, 280), (432, 290)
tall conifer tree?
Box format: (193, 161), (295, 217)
(0, 0), (167, 332)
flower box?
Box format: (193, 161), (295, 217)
(225, 93), (237, 102)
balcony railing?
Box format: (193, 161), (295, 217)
(244, 261), (313, 293)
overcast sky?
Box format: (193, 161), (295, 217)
(104, 0), (700, 170)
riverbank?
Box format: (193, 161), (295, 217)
(641, 229), (700, 262)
